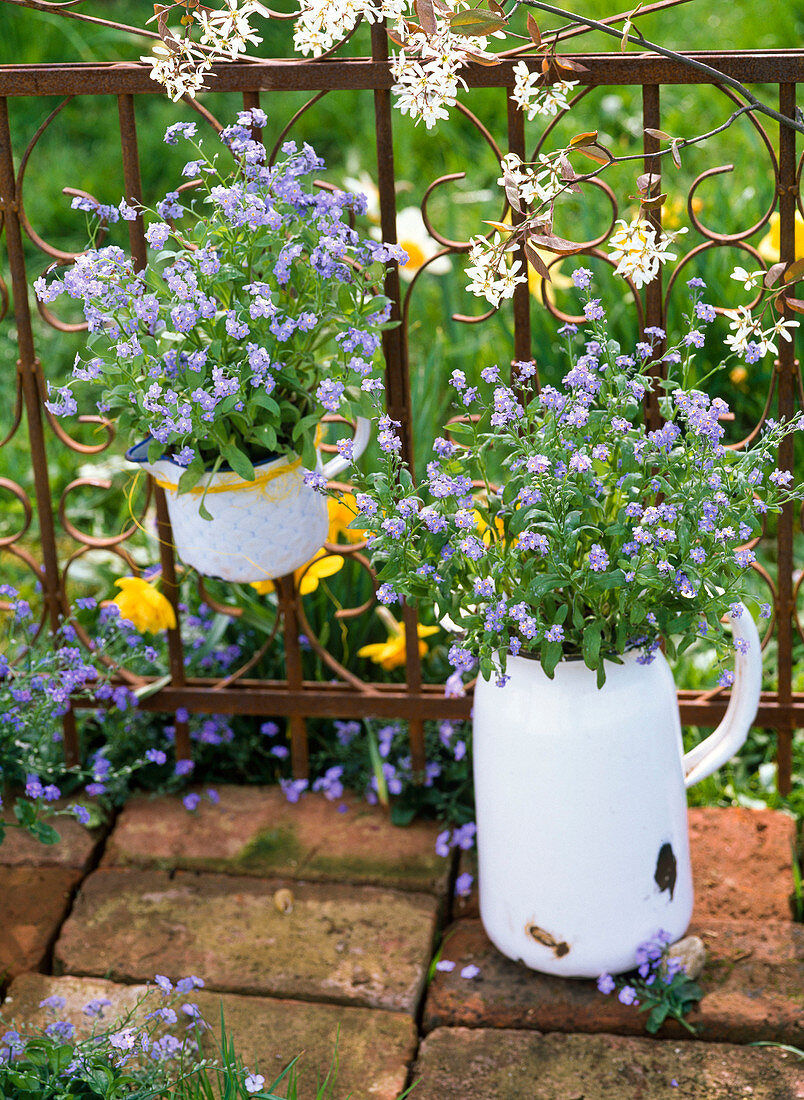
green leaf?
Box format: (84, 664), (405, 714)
(178, 457), (207, 495)
(390, 802), (418, 827)
(250, 423), (278, 452)
(147, 437), (164, 465)
(448, 7), (508, 34)
(526, 574), (561, 601)
(251, 390), (281, 415)
(292, 412), (322, 444)
(645, 1003), (670, 1034)
(221, 443), (256, 482)
(582, 622), (602, 670)
(587, 568), (626, 594)
(29, 821), (60, 846)
(14, 799), (37, 827)
(540, 640), (562, 678)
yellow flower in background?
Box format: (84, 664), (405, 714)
(395, 207), (452, 283)
(358, 608), (439, 671)
(757, 211), (804, 263)
(662, 195), (703, 231)
(730, 364), (749, 388)
(113, 577), (176, 634)
(251, 550), (345, 597)
(342, 174), (450, 283)
(327, 494), (365, 544)
(474, 508), (517, 547)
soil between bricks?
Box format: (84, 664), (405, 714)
(4, 973), (417, 1100)
(54, 867), (439, 1014)
(412, 1028), (804, 1100)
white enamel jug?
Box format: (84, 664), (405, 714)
(127, 418), (370, 583)
(472, 605), (762, 977)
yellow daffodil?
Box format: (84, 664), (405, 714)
(251, 550), (345, 597)
(327, 494), (365, 544)
(473, 508), (515, 547)
(342, 174), (450, 283)
(757, 211), (804, 264)
(358, 607), (439, 671)
(113, 577), (176, 634)
(395, 207), (452, 282)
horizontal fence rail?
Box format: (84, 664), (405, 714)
(0, 40), (802, 791)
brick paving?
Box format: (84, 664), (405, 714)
(1, 792), (802, 1097)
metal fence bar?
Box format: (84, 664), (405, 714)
(0, 94), (80, 765)
(775, 81), (798, 795)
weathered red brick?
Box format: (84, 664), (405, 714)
(55, 867), (438, 1014)
(0, 802), (103, 870)
(4, 973), (417, 1100)
(423, 917), (804, 1045)
(0, 866), (82, 979)
(103, 786), (450, 894)
(690, 806), (796, 921)
(413, 1028), (804, 1099)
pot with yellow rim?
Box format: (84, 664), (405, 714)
(126, 418), (370, 583)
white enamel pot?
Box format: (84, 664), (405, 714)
(127, 418), (370, 583)
(472, 605), (762, 978)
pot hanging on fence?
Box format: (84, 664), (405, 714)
(126, 418), (370, 583)
(472, 604), (762, 978)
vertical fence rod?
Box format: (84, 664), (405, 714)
(117, 93), (191, 763)
(642, 84), (665, 430)
(774, 82), (797, 795)
(277, 574), (309, 778)
(371, 23), (426, 774)
(0, 96), (80, 765)
(506, 91), (532, 367)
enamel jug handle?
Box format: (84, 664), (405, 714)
(682, 603), (762, 789)
(320, 417), (372, 480)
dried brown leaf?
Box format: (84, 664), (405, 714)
(572, 143), (611, 165)
(461, 47), (503, 65)
(783, 257), (804, 283)
(553, 56), (589, 73)
(528, 232), (586, 256)
(764, 262), (787, 288)
(570, 131), (599, 146)
(414, 0), (437, 36)
(526, 13), (542, 46)
(524, 242), (552, 280)
(782, 295), (804, 313)
(644, 127), (672, 141)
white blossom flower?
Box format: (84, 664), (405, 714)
(730, 265), (763, 290)
(608, 216), (683, 289)
(511, 61), (577, 120)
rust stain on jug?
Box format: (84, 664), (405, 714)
(526, 923), (570, 957)
(654, 842), (677, 900)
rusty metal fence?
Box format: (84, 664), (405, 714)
(0, 34), (802, 790)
